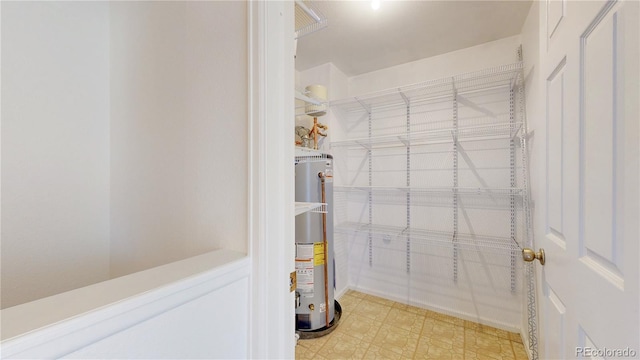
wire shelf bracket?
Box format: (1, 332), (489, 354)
(295, 0), (327, 40)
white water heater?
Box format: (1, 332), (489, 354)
(294, 154), (337, 333)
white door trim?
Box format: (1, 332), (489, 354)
(248, 2), (295, 359)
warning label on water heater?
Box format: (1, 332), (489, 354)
(314, 243), (325, 266)
(295, 260), (314, 297)
(296, 244), (315, 298)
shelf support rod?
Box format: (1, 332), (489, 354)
(367, 107), (373, 267)
(355, 140), (371, 150)
(404, 92), (411, 274)
(398, 90), (410, 106)
(452, 88), (459, 283)
(355, 97), (371, 115)
(509, 85), (517, 293)
(517, 67), (539, 360)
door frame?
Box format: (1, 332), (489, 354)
(248, 2), (296, 359)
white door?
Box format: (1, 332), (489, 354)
(540, 0), (639, 359)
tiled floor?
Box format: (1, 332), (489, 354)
(296, 290), (529, 360)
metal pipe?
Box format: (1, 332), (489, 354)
(308, 117), (328, 150)
(318, 171), (330, 327)
(313, 117), (318, 150)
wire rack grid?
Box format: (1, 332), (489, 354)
(335, 222), (521, 256)
(330, 63), (523, 115)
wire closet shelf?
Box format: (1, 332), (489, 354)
(295, 0), (327, 40)
(335, 222), (521, 256)
(329, 61), (529, 265)
(330, 63), (523, 113)
(330, 62), (524, 149)
(334, 185), (525, 196)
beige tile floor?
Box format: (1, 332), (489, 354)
(296, 290), (529, 360)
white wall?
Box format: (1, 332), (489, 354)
(348, 35), (522, 96)
(183, 2), (248, 256)
(1, 4), (289, 358)
(1, 2), (111, 308)
(2, 1), (248, 305)
(109, 1), (248, 277)
(108, 1), (189, 277)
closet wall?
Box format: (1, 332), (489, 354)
(349, 36), (522, 96)
(109, 1), (248, 277)
(298, 35), (526, 330)
(2, 1), (248, 308)
(2, 2), (112, 309)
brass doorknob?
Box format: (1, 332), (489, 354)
(522, 248), (545, 265)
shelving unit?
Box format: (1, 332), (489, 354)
(329, 62), (537, 356)
(329, 62), (531, 288)
(294, 0), (329, 118)
(293, 0), (329, 217)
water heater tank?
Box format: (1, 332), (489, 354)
(294, 154), (335, 331)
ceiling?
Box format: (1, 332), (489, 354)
(295, 0), (532, 77)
